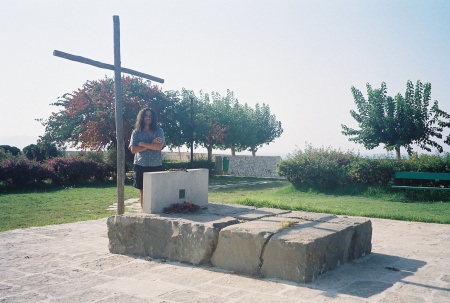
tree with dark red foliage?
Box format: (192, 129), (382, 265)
(38, 76), (178, 158)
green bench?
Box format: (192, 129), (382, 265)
(392, 172), (450, 191)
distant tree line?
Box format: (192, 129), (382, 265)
(37, 76), (283, 161)
(0, 144), (58, 162)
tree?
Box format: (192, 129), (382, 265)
(0, 145), (21, 156)
(177, 89), (200, 153)
(246, 103), (283, 156)
(39, 77), (284, 160)
(191, 91), (227, 161)
(342, 80), (448, 159)
(23, 143), (59, 162)
(434, 106), (450, 145)
(39, 76), (176, 162)
(208, 90), (241, 156)
(196, 115), (227, 161)
(207, 90), (283, 156)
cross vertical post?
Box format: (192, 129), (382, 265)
(190, 95), (194, 168)
(53, 15), (164, 216)
(113, 15), (125, 215)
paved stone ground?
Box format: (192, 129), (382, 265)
(1, 208), (449, 302)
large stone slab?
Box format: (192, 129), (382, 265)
(107, 203), (372, 283)
(210, 213), (372, 283)
(210, 216), (296, 275)
(259, 219), (371, 283)
(107, 213), (239, 265)
(278, 211), (373, 260)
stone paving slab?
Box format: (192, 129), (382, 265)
(1, 210), (449, 302)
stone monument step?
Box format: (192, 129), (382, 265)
(107, 203), (372, 283)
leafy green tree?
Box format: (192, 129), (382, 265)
(39, 76), (283, 160)
(246, 103), (283, 156)
(208, 90), (241, 155)
(342, 80), (448, 159)
(228, 102), (253, 155)
(207, 90), (283, 156)
(0, 145), (21, 157)
(192, 91), (227, 161)
(434, 107), (450, 145)
(177, 89), (200, 152)
(23, 143), (58, 162)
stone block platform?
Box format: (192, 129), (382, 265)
(107, 203), (372, 283)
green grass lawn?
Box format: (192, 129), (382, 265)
(0, 177), (449, 232)
(208, 180), (450, 224)
(0, 180), (136, 231)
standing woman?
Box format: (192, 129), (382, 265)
(129, 107), (166, 208)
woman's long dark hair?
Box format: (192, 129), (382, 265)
(135, 108), (158, 131)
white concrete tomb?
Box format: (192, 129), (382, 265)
(143, 168), (209, 214)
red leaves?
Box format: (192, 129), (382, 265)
(43, 76), (167, 151)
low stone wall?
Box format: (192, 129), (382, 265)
(162, 152), (283, 178)
(162, 152), (209, 162)
(107, 203), (372, 283)
(215, 155), (282, 178)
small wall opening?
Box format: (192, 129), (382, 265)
(179, 189), (186, 199)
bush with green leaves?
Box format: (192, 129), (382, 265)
(403, 153), (450, 173)
(278, 143), (450, 197)
(348, 158), (395, 187)
(0, 149), (16, 161)
(277, 145), (356, 190)
(163, 159), (215, 171)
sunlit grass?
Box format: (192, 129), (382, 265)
(0, 180), (137, 231)
(208, 181), (450, 224)
(1, 177), (449, 232)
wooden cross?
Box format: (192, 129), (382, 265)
(53, 15), (164, 215)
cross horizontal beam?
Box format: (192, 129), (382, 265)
(53, 50), (164, 83)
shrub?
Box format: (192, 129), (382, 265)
(67, 151), (106, 162)
(278, 144), (450, 197)
(348, 157), (395, 187)
(94, 161), (115, 181)
(277, 145), (356, 190)
(403, 153), (450, 173)
(0, 158), (50, 186)
(44, 157), (114, 185)
(105, 145), (135, 172)
(163, 159), (215, 171)
(0, 149), (16, 161)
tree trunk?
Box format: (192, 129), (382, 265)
(395, 146), (401, 159)
(231, 144), (236, 156)
(207, 146), (213, 162)
(252, 150), (256, 156)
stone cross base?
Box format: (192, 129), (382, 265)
(107, 203), (372, 283)
(143, 168), (208, 214)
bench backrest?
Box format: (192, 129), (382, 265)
(395, 171), (450, 181)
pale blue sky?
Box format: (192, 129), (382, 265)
(1, 0), (450, 157)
